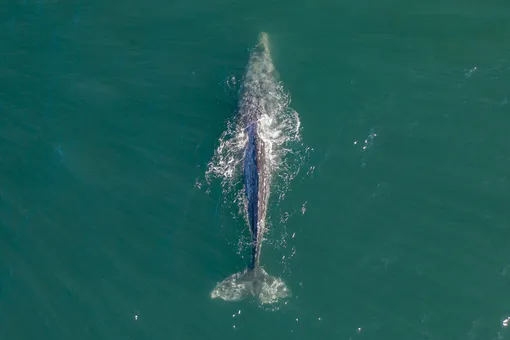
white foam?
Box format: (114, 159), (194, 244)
(205, 35), (305, 218)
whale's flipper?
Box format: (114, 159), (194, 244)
(211, 267), (290, 304)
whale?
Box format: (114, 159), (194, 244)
(211, 32), (290, 304)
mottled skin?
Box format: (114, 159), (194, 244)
(243, 123), (268, 271)
(240, 32), (272, 273)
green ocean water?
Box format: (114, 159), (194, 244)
(1, 0), (510, 339)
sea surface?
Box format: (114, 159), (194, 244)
(1, 0), (510, 339)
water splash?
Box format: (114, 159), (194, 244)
(205, 58), (306, 221)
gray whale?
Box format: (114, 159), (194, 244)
(211, 32), (290, 304)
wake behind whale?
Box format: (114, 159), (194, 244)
(206, 33), (304, 305)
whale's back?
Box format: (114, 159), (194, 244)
(243, 123), (259, 269)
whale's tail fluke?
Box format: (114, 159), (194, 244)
(211, 267), (290, 304)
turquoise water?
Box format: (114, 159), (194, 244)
(1, 0), (510, 339)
